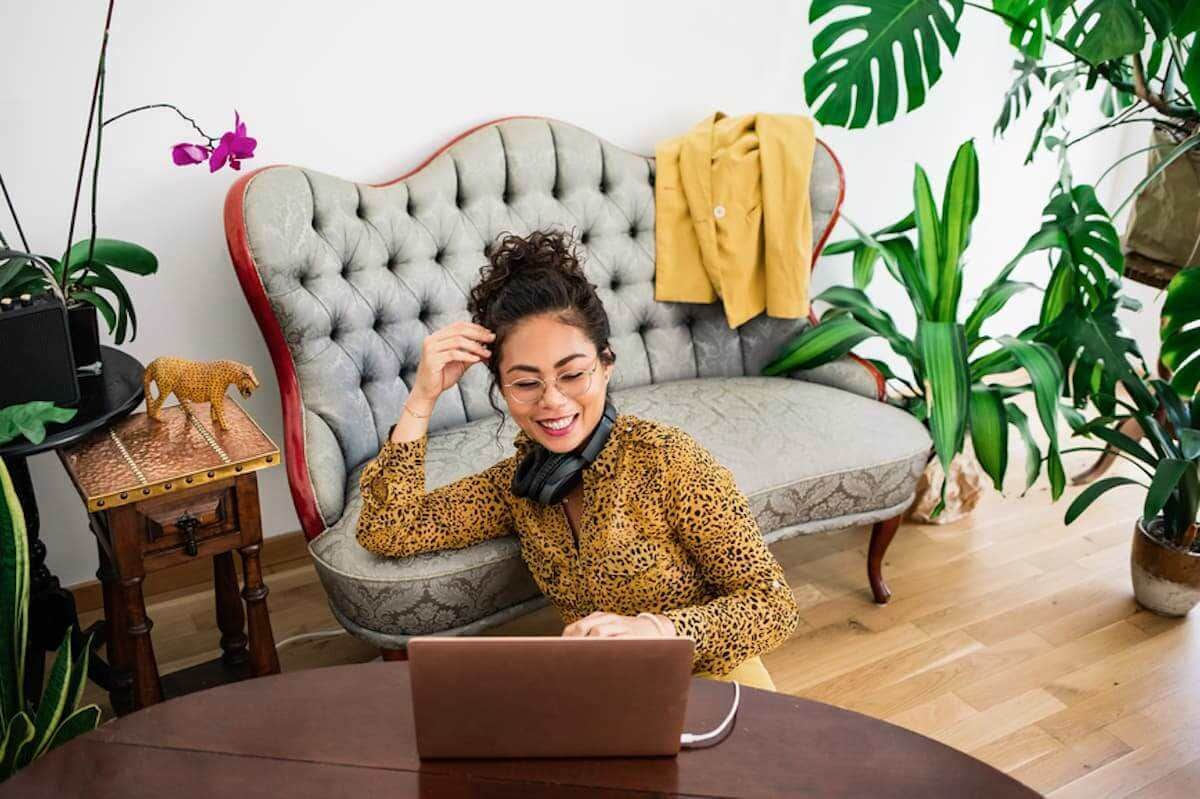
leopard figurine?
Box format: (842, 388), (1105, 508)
(144, 356), (260, 431)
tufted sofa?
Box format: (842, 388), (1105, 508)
(223, 116), (932, 655)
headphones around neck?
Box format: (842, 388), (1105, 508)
(510, 395), (618, 505)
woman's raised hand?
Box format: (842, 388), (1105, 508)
(410, 321), (496, 402)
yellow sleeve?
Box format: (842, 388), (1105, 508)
(659, 431), (801, 676)
(355, 435), (515, 558)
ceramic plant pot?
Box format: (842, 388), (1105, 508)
(1130, 517), (1200, 617)
(906, 449), (986, 525)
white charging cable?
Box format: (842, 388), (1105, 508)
(680, 681), (740, 748)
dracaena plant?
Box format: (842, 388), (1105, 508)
(805, 0), (1200, 226)
(1063, 268), (1200, 551)
(763, 140), (1071, 515)
(0, 0), (257, 344)
(0, 401), (100, 782)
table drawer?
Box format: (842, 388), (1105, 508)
(135, 482), (239, 557)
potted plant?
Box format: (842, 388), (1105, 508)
(0, 0), (258, 373)
(1063, 267), (1200, 614)
(804, 0), (1200, 280)
(764, 140), (1073, 520)
(0, 401), (100, 781)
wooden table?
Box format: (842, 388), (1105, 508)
(2, 661), (1040, 798)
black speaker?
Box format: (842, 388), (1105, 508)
(0, 292), (81, 407)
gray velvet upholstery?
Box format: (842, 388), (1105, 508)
(233, 117), (931, 648)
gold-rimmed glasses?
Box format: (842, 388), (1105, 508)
(501, 357), (601, 404)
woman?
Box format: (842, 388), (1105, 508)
(356, 230), (800, 691)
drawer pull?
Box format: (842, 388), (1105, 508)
(177, 512), (201, 557)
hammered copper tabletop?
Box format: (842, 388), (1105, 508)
(58, 399), (279, 511)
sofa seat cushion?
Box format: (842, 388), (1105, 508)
(309, 377), (930, 638)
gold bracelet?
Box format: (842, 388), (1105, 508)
(403, 401), (432, 419)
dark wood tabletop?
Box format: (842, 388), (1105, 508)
(1, 661), (1041, 798)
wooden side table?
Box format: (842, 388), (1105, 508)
(59, 399), (282, 715)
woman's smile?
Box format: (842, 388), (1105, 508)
(536, 412), (579, 436)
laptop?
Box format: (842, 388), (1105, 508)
(407, 635), (695, 759)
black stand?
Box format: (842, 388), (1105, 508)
(0, 347), (144, 704)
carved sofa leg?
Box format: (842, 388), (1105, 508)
(380, 647), (408, 662)
(868, 514), (903, 604)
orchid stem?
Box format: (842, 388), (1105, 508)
(82, 53), (107, 288)
(0, 169), (31, 252)
(103, 103), (217, 145)
(63, 0), (116, 288)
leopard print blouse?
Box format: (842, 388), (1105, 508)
(355, 413), (801, 677)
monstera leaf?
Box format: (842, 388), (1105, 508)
(1162, 268), (1200, 397)
(1063, 0), (1146, 65)
(805, 0), (965, 128)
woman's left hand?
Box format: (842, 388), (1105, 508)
(562, 611), (676, 638)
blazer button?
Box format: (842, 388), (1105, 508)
(713, 204), (726, 219)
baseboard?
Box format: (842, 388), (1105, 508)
(69, 529), (311, 614)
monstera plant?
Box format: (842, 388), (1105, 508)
(0, 402), (100, 782)
(805, 0), (1200, 275)
(764, 140), (1072, 518)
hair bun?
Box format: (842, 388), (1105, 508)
(484, 229), (585, 280)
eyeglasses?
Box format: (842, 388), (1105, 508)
(501, 358), (601, 404)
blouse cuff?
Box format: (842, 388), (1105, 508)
(373, 433), (427, 471)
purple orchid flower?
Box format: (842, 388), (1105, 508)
(171, 142), (211, 166)
(209, 111), (257, 173)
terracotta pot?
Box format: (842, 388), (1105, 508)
(1131, 517), (1200, 617)
(906, 449), (986, 525)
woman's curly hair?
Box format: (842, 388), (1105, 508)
(467, 228), (616, 424)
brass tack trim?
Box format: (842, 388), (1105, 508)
(109, 429), (147, 485)
(183, 405), (232, 464)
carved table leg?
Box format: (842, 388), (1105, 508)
(239, 544), (280, 677)
(96, 540), (134, 715)
(236, 471), (279, 678)
(120, 575), (163, 709)
(868, 514), (903, 605)
(213, 551), (248, 667)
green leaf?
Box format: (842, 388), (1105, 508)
(1006, 404), (1043, 494)
(936, 140), (979, 321)
(965, 280), (1037, 344)
(1176, 0), (1200, 33)
(1181, 429), (1200, 460)
(0, 712), (34, 779)
(1135, 0), (1175, 37)
(1065, 476), (1145, 524)
(28, 635), (72, 760)
(995, 335), (1067, 499)
(913, 165), (944, 317)
(852, 246), (879, 289)
(1063, 0), (1146, 66)
(995, 55), (1048, 137)
(805, 0), (965, 128)
(1162, 269), (1200, 396)
(69, 290), (118, 336)
(1145, 458), (1191, 520)
(917, 320), (971, 480)
(840, 216), (934, 317)
(762, 315), (876, 375)
(994, 0), (1058, 58)
(813, 285), (917, 360)
(0, 402), (77, 447)
(44, 705), (100, 754)
(0, 462), (30, 729)
(969, 387), (1009, 490)
(64, 238), (157, 276)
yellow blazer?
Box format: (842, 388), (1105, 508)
(654, 111), (816, 328)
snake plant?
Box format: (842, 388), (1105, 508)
(0, 402), (100, 782)
(764, 140), (1068, 514)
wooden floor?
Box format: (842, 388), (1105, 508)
(75, 448), (1196, 798)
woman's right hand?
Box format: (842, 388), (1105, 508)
(409, 321), (496, 403)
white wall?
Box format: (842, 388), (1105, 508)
(4, 0), (1160, 588)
